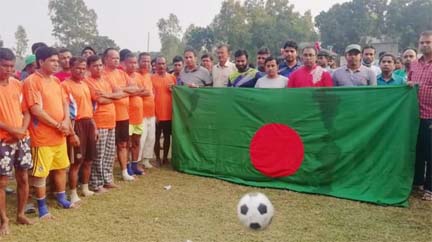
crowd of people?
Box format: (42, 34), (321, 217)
(0, 29), (431, 236)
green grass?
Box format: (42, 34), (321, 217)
(2, 165), (432, 242)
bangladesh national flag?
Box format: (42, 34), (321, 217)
(172, 86), (419, 207)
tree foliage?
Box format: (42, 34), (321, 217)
(14, 25), (28, 58)
(48, 0), (118, 54)
(157, 14), (184, 62)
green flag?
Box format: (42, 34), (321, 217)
(172, 86), (419, 207)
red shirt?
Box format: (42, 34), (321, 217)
(409, 57), (432, 119)
(287, 65), (333, 88)
(54, 71), (71, 82)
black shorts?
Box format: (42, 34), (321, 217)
(69, 118), (97, 163)
(115, 120), (129, 144)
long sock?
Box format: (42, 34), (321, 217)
(56, 191), (72, 208)
(81, 184), (94, 197)
(122, 169), (135, 181)
(70, 189), (81, 203)
(126, 163), (134, 176)
(36, 197), (49, 218)
(131, 161), (143, 175)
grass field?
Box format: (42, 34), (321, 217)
(2, 164), (432, 242)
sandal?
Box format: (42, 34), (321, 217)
(422, 190), (432, 201)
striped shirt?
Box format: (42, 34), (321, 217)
(409, 56), (432, 118)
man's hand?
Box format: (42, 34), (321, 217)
(58, 120), (71, 136)
(187, 82), (199, 88)
(68, 134), (80, 147)
(406, 81), (416, 88)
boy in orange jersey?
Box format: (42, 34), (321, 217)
(102, 48), (140, 181)
(123, 53), (151, 175)
(152, 57), (175, 166)
(62, 57), (98, 203)
(23, 47), (78, 220)
(0, 48), (33, 235)
(85, 55), (127, 192)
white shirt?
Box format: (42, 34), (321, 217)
(212, 61), (237, 87)
(255, 75), (288, 88)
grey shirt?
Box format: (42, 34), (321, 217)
(180, 66), (212, 87)
(332, 65), (377, 86)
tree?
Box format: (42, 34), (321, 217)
(0, 35), (3, 48)
(14, 25), (28, 58)
(157, 14), (184, 62)
(183, 25), (215, 53)
(48, 0), (118, 54)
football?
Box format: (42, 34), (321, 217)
(237, 192), (274, 230)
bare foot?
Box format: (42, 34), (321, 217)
(103, 183), (120, 189)
(40, 213), (55, 221)
(17, 214), (34, 225)
(0, 220), (10, 236)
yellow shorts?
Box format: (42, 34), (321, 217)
(129, 124), (144, 136)
(31, 142), (70, 178)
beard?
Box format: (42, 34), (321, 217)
(420, 46), (432, 55)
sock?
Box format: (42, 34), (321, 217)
(81, 184), (94, 196)
(70, 189), (81, 203)
(36, 197), (49, 218)
(126, 163), (134, 176)
(131, 161), (143, 175)
(56, 191), (72, 208)
(122, 169), (135, 181)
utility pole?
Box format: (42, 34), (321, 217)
(147, 32), (150, 52)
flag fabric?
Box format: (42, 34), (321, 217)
(172, 86), (419, 207)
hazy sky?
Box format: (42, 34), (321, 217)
(0, 0), (348, 54)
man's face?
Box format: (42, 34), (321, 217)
(317, 56), (329, 67)
(89, 59), (104, 77)
(395, 59), (402, 69)
(302, 48), (317, 67)
(256, 54), (268, 69)
(379, 56), (395, 73)
(0, 59), (15, 80)
(156, 58), (167, 74)
(184, 51), (196, 69)
(345, 51), (361, 67)
(70, 61), (87, 80)
(362, 48), (375, 65)
(173, 61), (183, 74)
(402, 49), (417, 65)
(139, 55), (151, 71)
(217, 47), (229, 64)
(27, 62), (37, 75)
(419, 35), (432, 55)
(265, 60), (278, 77)
(201, 57), (213, 71)
(235, 55), (248, 72)
(39, 55), (59, 75)
(82, 49), (95, 59)
(58, 51), (72, 70)
(283, 47), (297, 63)
(125, 57), (138, 74)
(104, 50), (120, 69)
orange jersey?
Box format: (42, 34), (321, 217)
(23, 72), (67, 147)
(152, 73), (175, 121)
(139, 73), (155, 118)
(84, 76), (116, 129)
(61, 79), (93, 120)
(127, 72), (144, 125)
(0, 78), (25, 140)
(103, 68), (129, 121)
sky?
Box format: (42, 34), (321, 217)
(0, 0), (348, 55)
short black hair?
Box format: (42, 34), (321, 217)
(124, 52), (136, 60)
(217, 44), (230, 52)
(31, 42), (48, 54)
(184, 48), (196, 57)
(362, 45), (376, 54)
(264, 56), (277, 65)
(379, 53), (396, 64)
(36, 47), (59, 68)
(201, 53), (213, 61)
(138, 52), (151, 62)
(119, 49), (132, 62)
(172, 55), (183, 63)
(103, 48), (118, 59)
(87, 55), (101, 66)
(70, 56), (86, 67)
(0, 48), (16, 61)
(234, 49), (248, 59)
(58, 48), (71, 54)
(257, 48), (271, 55)
(302, 46), (317, 55)
(283, 40), (298, 50)
(81, 46), (96, 56)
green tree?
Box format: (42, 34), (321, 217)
(14, 25), (29, 58)
(157, 14), (184, 62)
(0, 35), (3, 48)
(48, 0), (118, 54)
(183, 25), (215, 54)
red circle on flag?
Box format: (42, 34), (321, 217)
(249, 123), (304, 178)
